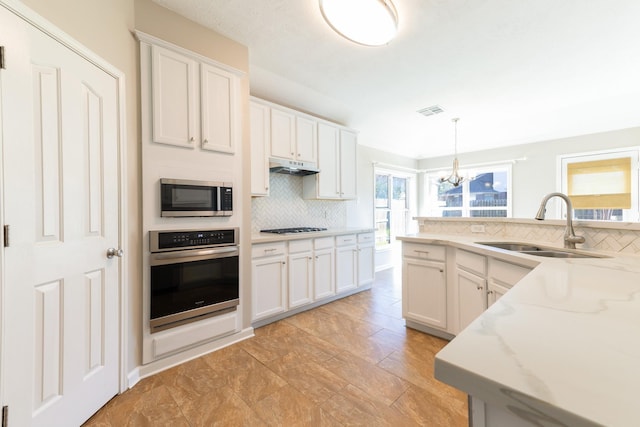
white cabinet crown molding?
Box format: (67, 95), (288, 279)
(134, 30), (245, 77)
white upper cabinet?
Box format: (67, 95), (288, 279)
(149, 43), (238, 154)
(250, 101), (270, 196)
(200, 63), (236, 154)
(269, 107), (317, 163)
(304, 122), (357, 200)
(295, 115), (317, 163)
(339, 129), (357, 199)
(270, 108), (296, 159)
(151, 45), (198, 148)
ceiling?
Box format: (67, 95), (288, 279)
(152, 0), (640, 159)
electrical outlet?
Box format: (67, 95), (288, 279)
(471, 224), (485, 233)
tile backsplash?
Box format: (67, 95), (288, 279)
(251, 174), (346, 233)
(418, 218), (640, 255)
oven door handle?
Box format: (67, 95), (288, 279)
(150, 246), (239, 265)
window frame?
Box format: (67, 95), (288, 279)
(423, 163), (513, 218)
(557, 147), (640, 221)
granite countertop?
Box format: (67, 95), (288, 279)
(397, 233), (640, 427)
(251, 227), (375, 244)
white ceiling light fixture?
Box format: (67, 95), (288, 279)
(440, 118), (466, 187)
(319, 0), (398, 47)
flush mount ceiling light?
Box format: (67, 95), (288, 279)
(319, 0), (398, 46)
(440, 118), (466, 187)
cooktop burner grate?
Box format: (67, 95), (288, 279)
(261, 227), (328, 234)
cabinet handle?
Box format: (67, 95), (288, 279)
(476, 286), (483, 290)
(189, 136), (195, 142)
(487, 290), (494, 295)
(439, 269), (444, 273)
(265, 248), (276, 252)
(203, 139), (209, 144)
(282, 261), (286, 265)
(414, 250), (430, 255)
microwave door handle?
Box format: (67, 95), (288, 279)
(216, 187), (221, 212)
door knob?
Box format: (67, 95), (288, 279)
(107, 248), (124, 259)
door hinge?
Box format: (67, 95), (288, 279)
(2, 405), (8, 427)
(0, 46), (5, 69)
(3, 225), (9, 247)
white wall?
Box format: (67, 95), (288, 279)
(418, 126), (640, 218)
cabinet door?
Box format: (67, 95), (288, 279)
(402, 258), (447, 329)
(358, 244), (375, 286)
(270, 108), (295, 160)
(289, 252), (313, 308)
(200, 63), (235, 153)
(314, 248), (335, 299)
(250, 101), (270, 196)
(487, 280), (511, 307)
(316, 122), (340, 198)
(336, 245), (358, 293)
(295, 116), (317, 163)
(151, 45), (198, 147)
(252, 256), (287, 321)
(457, 268), (487, 333)
(339, 129), (357, 199)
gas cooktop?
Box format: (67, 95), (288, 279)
(261, 227), (328, 234)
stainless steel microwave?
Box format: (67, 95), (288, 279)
(160, 178), (233, 217)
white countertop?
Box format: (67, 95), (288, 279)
(251, 227), (374, 244)
(397, 233), (640, 427)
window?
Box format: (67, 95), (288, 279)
(424, 164), (512, 218)
(560, 148), (639, 221)
(375, 170), (415, 248)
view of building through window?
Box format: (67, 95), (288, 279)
(425, 165), (512, 218)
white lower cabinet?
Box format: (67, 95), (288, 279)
(288, 240), (313, 308)
(336, 234), (358, 293)
(402, 257), (447, 329)
(456, 249), (488, 333)
(401, 242), (535, 336)
(314, 237), (335, 300)
(251, 254), (286, 321)
(357, 232), (375, 286)
(456, 268), (487, 332)
(252, 231), (374, 324)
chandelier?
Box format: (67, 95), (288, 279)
(439, 118), (465, 187)
(319, 0), (399, 46)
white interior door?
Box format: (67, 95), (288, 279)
(0, 6), (121, 426)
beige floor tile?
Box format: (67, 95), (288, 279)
(322, 351), (409, 405)
(84, 268), (468, 426)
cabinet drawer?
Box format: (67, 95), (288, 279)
(456, 250), (486, 276)
(314, 236), (334, 250)
(402, 242), (446, 261)
(289, 239), (312, 253)
(252, 242), (286, 258)
(336, 234), (357, 246)
(489, 258), (532, 287)
(357, 232), (374, 244)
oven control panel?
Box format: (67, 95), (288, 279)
(149, 228), (238, 252)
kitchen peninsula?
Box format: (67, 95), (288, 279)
(397, 233), (640, 427)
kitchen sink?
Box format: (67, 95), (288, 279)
(476, 242), (609, 259)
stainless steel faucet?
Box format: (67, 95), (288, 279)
(535, 192), (585, 249)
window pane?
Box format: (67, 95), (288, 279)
(375, 174), (389, 208)
(469, 172), (508, 208)
(375, 209), (390, 246)
(439, 181), (463, 208)
(470, 210), (507, 217)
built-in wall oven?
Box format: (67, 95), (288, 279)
(149, 228), (239, 332)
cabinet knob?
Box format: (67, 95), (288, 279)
(487, 290), (494, 295)
(189, 136), (195, 142)
(203, 139), (209, 144)
(476, 286), (483, 290)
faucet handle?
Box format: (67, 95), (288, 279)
(567, 235), (585, 244)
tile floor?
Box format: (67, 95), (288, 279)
(83, 268), (468, 426)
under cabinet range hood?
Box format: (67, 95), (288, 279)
(269, 158), (320, 176)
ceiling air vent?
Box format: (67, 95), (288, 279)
(417, 105), (444, 117)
